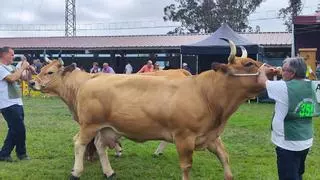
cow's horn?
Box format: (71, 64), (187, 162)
(240, 46), (248, 58)
(44, 56), (52, 63)
(58, 58), (64, 66)
(220, 38), (236, 64)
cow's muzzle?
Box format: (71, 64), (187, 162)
(29, 81), (35, 87)
(28, 80), (41, 91)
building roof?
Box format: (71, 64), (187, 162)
(0, 32), (291, 51)
(294, 12), (320, 25)
(240, 32), (291, 47)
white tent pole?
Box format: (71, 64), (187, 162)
(180, 50), (183, 68)
(196, 55), (199, 74)
(291, 23), (295, 57)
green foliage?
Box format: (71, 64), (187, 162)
(279, 0), (302, 32)
(0, 97), (319, 179)
(163, 0), (264, 34)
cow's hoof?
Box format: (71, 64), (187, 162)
(104, 173), (116, 180)
(69, 175), (80, 180)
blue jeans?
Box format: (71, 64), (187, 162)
(0, 104), (27, 157)
(276, 146), (309, 180)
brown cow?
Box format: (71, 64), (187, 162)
(85, 68), (232, 177)
(86, 69), (230, 169)
(84, 68), (193, 159)
(30, 39), (279, 180)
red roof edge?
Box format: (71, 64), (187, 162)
(294, 12), (320, 25)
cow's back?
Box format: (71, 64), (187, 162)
(75, 74), (207, 141)
(140, 69), (192, 79)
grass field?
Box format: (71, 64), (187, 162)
(0, 97), (319, 180)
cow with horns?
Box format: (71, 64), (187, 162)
(30, 39), (279, 180)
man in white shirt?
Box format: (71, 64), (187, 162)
(124, 61), (133, 74)
(0, 47), (30, 162)
(258, 57), (315, 180)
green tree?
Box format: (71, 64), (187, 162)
(278, 0), (302, 32)
(163, 0), (264, 34)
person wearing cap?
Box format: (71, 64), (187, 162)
(182, 62), (191, 73)
(137, 60), (154, 73)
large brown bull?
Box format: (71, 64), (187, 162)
(30, 39), (278, 180)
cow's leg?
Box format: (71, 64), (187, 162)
(114, 142), (122, 157)
(175, 136), (195, 180)
(154, 141), (168, 156)
(207, 137), (232, 180)
(94, 132), (116, 179)
(71, 128), (96, 179)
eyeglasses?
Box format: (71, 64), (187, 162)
(282, 68), (294, 73)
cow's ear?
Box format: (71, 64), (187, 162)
(212, 63), (229, 73)
(62, 64), (76, 76)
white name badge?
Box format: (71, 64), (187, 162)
(311, 81), (320, 103)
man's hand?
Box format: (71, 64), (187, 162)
(259, 64), (278, 74)
(21, 60), (30, 70)
(260, 65), (282, 78)
(27, 65), (37, 75)
(4, 60), (30, 83)
(258, 65), (279, 88)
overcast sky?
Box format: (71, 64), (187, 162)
(0, 0), (319, 37)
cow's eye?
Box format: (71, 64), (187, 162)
(244, 62), (254, 67)
(47, 72), (54, 75)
